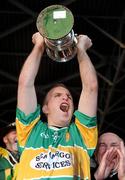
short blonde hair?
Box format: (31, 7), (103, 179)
(42, 83), (73, 106)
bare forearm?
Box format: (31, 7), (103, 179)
(77, 35), (98, 116)
(78, 51), (97, 89)
(17, 32), (45, 114)
(19, 45), (44, 87)
(17, 45), (44, 114)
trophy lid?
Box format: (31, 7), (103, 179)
(36, 5), (74, 40)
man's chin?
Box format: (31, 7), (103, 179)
(62, 120), (71, 127)
(55, 120), (69, 128)
(12, 144), (18, 152)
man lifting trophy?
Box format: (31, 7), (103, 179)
(36, 5), (77, 62)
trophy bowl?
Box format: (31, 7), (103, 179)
(36, 5), (77, 62)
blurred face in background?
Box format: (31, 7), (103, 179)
(96, 132), (122, 170)
(3, 130), (18, 153)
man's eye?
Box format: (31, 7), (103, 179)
(99, 144), (106, 148)
(68, 95), (72, 99)
(111, 144), (119, 147)
(55, 94), (60, 97)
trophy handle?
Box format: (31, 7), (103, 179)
(74, 34), (78, 44)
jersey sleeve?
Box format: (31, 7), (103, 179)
(16, 105), (41, 152)
(74, 110), (98, 157)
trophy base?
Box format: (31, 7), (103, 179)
(46, 44), (77, 62)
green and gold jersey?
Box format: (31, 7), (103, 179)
(0, 147), (18, 180)
(16, 105), (97, 180)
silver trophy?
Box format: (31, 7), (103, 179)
(36, 5), (77, 62)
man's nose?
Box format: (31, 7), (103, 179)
(62, 94), (68, 100)
(106, 145), (111, 150)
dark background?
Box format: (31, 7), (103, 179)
(0, 0), (125, 140)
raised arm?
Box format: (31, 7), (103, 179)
(17, 32), (45, 115)
(77, 35), (98, 117)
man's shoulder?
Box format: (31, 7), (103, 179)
(0, 154), (12, 169)
(0, 147), (8, 157)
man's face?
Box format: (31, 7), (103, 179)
(42, 86), (74, 127)
(96, 132), (121, 168)
(3, 130), (18, 153)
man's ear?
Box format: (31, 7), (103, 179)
(42, 104), (48, 114)
(3, 136), (8, 144)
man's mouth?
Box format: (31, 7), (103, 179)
(14, 139), (17, 144)
(60, 103), (69, 112)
